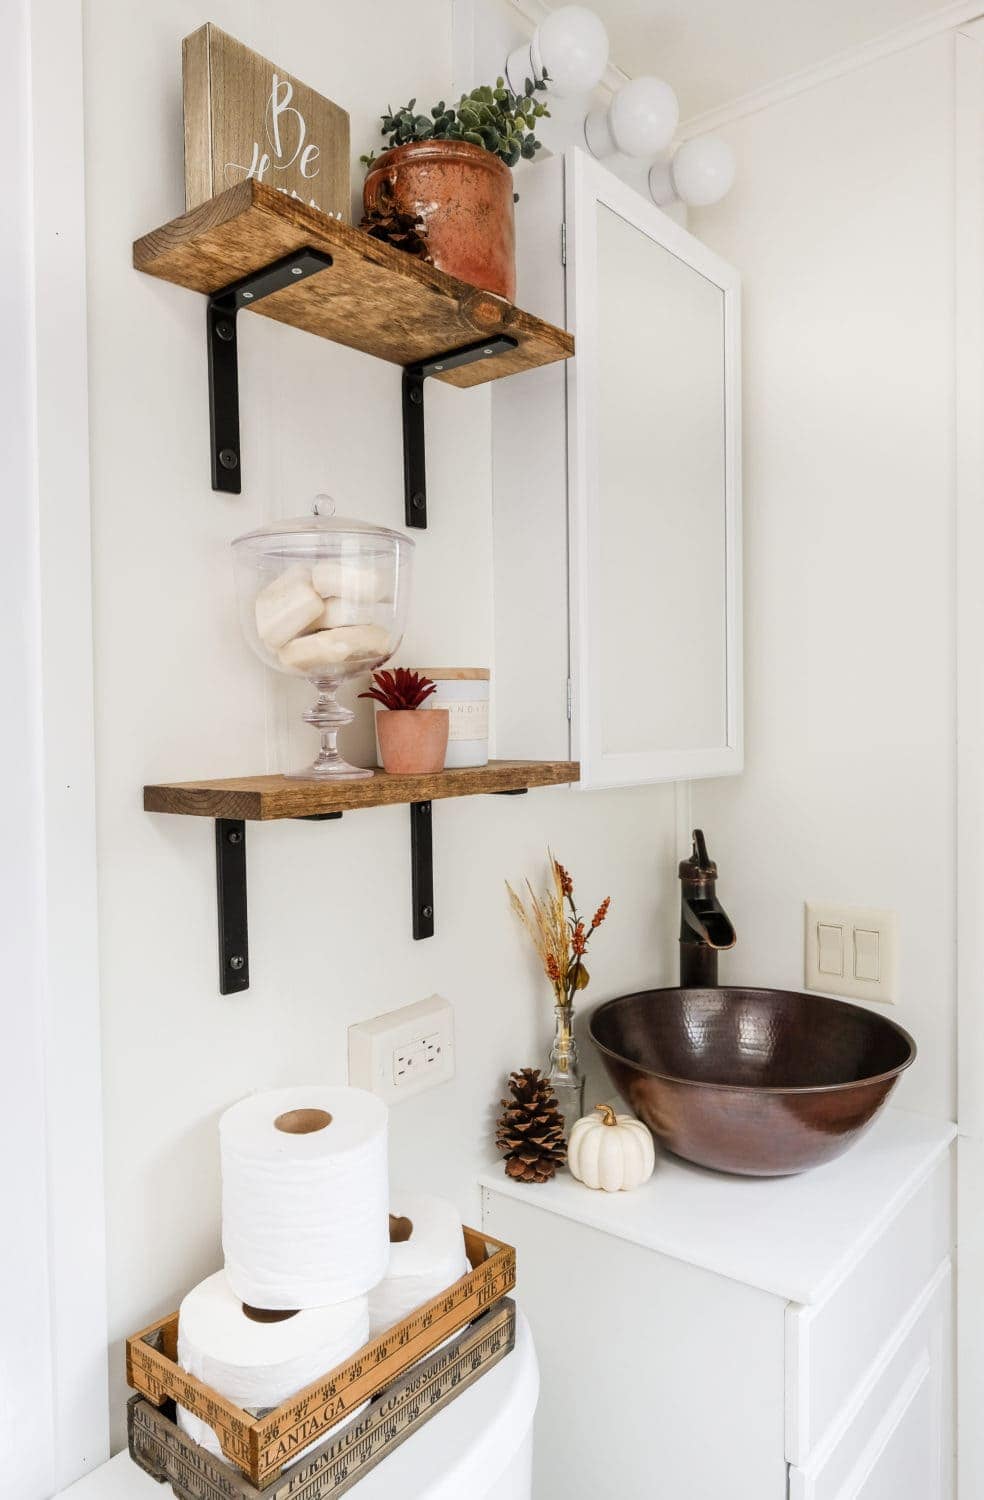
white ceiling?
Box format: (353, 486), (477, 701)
(545, 0), (968, 119)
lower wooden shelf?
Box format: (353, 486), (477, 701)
(143, 760), (579, 993)
(143, 760), (579, 820)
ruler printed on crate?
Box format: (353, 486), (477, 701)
(126, 1227), (516, 1487)
(128, 1299), (517, 1500)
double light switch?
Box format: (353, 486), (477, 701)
(805, 901), (897, 1003)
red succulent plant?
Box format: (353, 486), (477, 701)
(359, 668), (437, 711)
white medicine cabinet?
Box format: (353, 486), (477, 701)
(493, 149), (742, 788)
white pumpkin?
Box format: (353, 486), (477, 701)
(567, 1105), (655, 1192)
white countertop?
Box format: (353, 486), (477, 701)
(59, 1313), (537, 1500)
(480, 1106), (956, 1305)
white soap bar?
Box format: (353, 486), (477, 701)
(278, 624), (390, 674)
(309, 597), (375, 630)
(278, 631), (354, 673)
(312, 559), (393, 604)
(327, 623), (390, 658)
(254, 567), (323, 650)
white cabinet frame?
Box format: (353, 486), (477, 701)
(564, 149), (743, 788)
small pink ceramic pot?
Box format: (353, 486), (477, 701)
(376, 708), (450, 775)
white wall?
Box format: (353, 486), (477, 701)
(689, 32), (958, 1122)
(4, 0), (108, 1491)
(81, 0), (677, 1449)
(2, 5), (58, 1493)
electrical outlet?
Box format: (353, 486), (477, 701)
(804, 902), (898, 1004)
(348, 995), (455, 1103)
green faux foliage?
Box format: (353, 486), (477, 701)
(360, 75), (550, 171)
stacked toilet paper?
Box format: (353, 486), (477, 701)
(175, 1084), (469, 1468)
(370, 1194), (470, 1338)
(177, 1273), (370, 1462)
(220, 1085), (389, 1309)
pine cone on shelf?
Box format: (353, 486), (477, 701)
(495, 1068), (567, 1184)
(359, 206), (433, 262)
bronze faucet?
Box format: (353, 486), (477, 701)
(679, 830), (736, 987)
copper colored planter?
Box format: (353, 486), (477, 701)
(363, 141), (516, 300)
(589, 988), (916, 1177)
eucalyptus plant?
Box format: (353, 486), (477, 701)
(361, 75), (550, 170)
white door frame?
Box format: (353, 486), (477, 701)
(2, 0), (109, 1491)
(955, 21), (984, 1500)
(564, 148), (743, 789)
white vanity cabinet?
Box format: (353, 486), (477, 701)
(492, 149), (742, 788)
(480, 1108), (954, 1500)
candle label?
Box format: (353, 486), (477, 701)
(445, 699), (489, 742)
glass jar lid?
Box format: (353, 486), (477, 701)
(232, 495), (415, 556)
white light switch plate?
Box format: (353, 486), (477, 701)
(804, 902), (898, 1003)
(348, 994), (455, 1103)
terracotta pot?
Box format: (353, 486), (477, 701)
(377, 708), (450, 775)
(363, 140), (516, 301)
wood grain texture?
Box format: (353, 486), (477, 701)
(127, 1299), (516, 1499)
(143, 759), (579, 820)
(132, 180), (574, 388)
(182, 24), (349, 217)
(126, 1229), (516, 1486)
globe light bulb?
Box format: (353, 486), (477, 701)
(585, 76), (679, 160)
(505, 5), (609, 98)
(668, 136), (736, 207)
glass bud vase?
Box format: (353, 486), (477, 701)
(548, 1003), (585, 1143)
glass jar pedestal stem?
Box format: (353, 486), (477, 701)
(295, 678), (373, 781)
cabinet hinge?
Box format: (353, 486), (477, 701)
(561, 222), (567, 266)
(566, 678), (573, 720)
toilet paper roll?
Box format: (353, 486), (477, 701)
(176, 1270), (369, 1466)
(369, 1194), (470, 1338)
(221, 1085), (389, 1309)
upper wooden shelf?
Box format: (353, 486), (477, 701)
(144, 759), (580, 821)
(132, 181), (573, 388)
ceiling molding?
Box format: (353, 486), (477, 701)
(676, 0), (984, 138)
(510, 0), (984, 134)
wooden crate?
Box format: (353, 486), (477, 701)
(128, 1299), (516, 1500)
(126, 1227), (515, 1487)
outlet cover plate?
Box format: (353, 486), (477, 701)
(804, 901), (898, 1004)
(348, 994), (455, 1103)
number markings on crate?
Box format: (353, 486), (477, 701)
(126, 1229), (516, 1486)
(128, 1300), (517, 1500)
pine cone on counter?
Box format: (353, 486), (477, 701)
(495, 1068), (567, 1184)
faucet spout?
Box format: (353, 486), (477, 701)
(679, 830), (736, 988)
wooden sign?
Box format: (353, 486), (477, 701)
(182, 24), (350, 220)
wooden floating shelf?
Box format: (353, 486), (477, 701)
(144, 759), (579, 821)
(133, 181), (573, 389)
(144, 762), (579, 993)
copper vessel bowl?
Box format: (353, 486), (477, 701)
(589, 988), (916, 1177)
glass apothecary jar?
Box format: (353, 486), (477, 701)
(232, 503), (414, 781)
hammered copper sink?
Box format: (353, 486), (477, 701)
(589, 988), (916, 1176)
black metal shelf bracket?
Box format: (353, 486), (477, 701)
(213, 789), (534, 988)
(411, 801), (435, 940)
(402, 335), (518, 529)
(216, 819), (249, 995)
(207, 248), (334, 494)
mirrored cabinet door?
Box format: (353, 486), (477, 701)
(493, 149), (742, 789)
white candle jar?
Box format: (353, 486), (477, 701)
(415, 669), (490, 767)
